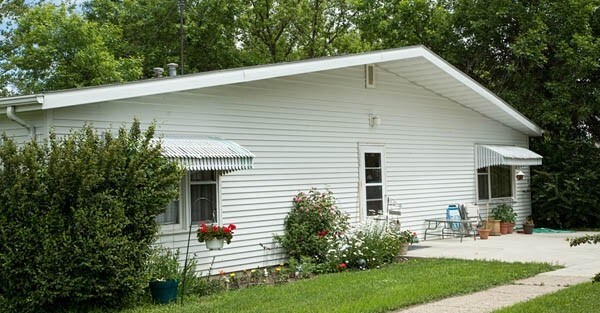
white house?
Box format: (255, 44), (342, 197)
(0, 46), (543, 273)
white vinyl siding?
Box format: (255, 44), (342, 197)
(0, 111), (48, 145)
(45, 65), (534, 274)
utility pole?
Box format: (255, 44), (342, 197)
(178, 0), (185, 75)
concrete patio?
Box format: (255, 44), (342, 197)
(393, 231), (599, 313)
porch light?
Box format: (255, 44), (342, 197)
(515, 169), (525, 181)
(369, 114), (381, 127)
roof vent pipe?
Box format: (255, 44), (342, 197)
(6, 106), (35, 140)
(167, 63), (178, 77)
(153, 67), (164, 78)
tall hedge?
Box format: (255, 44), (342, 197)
(531, 137), (600, 229)
(0, 120), (183, 312)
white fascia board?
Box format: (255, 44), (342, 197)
(419, 49), (543, 136)
(0, 94), (43, 107)
(41, 46), (426, 110)
(42, 70), (246, 109)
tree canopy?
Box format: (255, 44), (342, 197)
(1, 0), (599, 228)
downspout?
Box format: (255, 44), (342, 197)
(6, 106), (36, 140)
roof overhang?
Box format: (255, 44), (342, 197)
(160, 138), (254, 173)
(476, 145), (543, 169)
(0, 45), (542, 136)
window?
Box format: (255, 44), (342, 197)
(156, 171), (219, 227)
(190, 171), (217, 223)
(359, 145), (385, 217)
(477, 166), (513, 201)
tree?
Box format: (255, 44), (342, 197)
(1, 3), (142, 95)
(295, 0), (361, 58)
(84, 0), (245, 75)
(353, 0), (458, 59)
(450, 0), (600, 228)
(238, 0), (363, 64)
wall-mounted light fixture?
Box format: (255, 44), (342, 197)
(515, 169), (525, 181)
(369, 114), (381, 128)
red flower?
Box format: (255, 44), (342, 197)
(197, 223), (237, 245)
(199, 224), (208, 233)
(339, 262), (347, 269)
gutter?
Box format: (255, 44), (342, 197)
(6, 106), (36, 140)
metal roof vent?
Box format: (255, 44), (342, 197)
(167, 63), (178, 77)
(153, 67), (164, 78)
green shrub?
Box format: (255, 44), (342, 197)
(147, 247), (180, 282)
(275, 189), (349, 263)
(0, 120), (183, 312)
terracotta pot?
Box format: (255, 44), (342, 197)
(499, 222), (511, 235)
(523, 224), (534, 234)
(478, 228), (490, 240)
(507, 223), (515, 234)
(486, 220), (501, 236)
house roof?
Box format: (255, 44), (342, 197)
(0, 45), (542, 136)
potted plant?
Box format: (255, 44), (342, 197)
(397, 229), (418, 255)
(147, 247), (179, 304)
(197, 223), (237, 250)
(477, 226), (491, 239)
(491, 204), (517, 234)
(523, 216), (535, 234)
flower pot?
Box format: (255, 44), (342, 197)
(486, 219), (501, 236)
(478, 228), (490, 240)
(508, 222), (515, 234)
(149, 279), (178, 304)
(398, 242), (409, 256)
(205, 238), (225, 250)
(499, 222), (511, 235)
(523, 224), (534, 234)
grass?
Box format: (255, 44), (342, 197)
(494, 282), (600, 313)
(123, 258), (558, 313)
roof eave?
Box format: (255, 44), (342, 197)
(0, 95), (44, 112)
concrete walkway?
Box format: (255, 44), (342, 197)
(393, 232), (599, 313)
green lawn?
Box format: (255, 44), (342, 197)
(494, 282), (600, 313)
(123, 259), (558, 313)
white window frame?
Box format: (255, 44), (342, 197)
(158, 171), (221, 234)
(476, 165), (516, 203)
(358, 144), (386, 220)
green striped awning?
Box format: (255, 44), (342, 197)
(160, 138), (254, 172)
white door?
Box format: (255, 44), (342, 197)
(359, 144), (386, 219)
